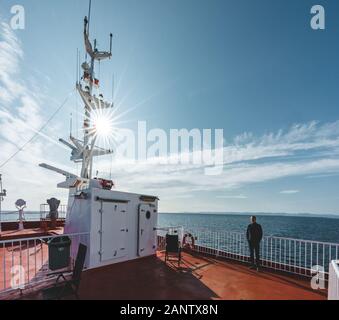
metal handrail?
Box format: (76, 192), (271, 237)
(178, 226), (339, 247)
(0, 211), (67, 223)
(0, 232), (90, 295)
(0, 232), (89, 245)
(159, 226), (339, 279)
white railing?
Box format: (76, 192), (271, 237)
(2, 227), (338, 296)
(0, 210), (67, 222)
(328, 260), (339, 300)
(158, 227), (339, 279)
(0, 232), (89, 296)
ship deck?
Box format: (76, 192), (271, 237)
(13, 251), (326, 300)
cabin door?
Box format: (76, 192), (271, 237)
(100, 202), (127, 262)
(138, 204), (157, 257)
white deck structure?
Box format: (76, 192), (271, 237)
(64, 183), (158, 269)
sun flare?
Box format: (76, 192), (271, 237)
(93, 114), (113, 138)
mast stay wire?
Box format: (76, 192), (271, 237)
(87, 0), (92, 35)
(0, 90), (75, 170)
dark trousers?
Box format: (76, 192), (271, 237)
(249, 241), (261, 267)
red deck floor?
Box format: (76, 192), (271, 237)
(0, 228), (64, 293)
(12, 251), (326, 300)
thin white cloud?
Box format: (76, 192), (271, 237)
(280, 190), (300, 195)
(0, 22), (24, 104)
(94, 120), (339, 200)
(305, 172), (339, 179)
(0, 21), (69, 210)
(216, 195), (248, 199)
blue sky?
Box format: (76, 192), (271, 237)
(1, 0), (339, 214)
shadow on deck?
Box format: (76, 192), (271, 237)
(16, 251), (326, 300)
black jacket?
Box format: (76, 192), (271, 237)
(246, 223), (263, 243)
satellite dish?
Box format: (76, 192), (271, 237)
(15, 199), (26, 209)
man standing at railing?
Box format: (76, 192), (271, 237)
(246, 216), (263, 271)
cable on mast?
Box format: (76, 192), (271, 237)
(87, 0), (92, 35)
(0, 90), (74, 170)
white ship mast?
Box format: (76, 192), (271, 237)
(40, 2), (114, 182)
(72, 14), (113, 179)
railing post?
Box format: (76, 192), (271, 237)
(216, 231), (220, 258)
